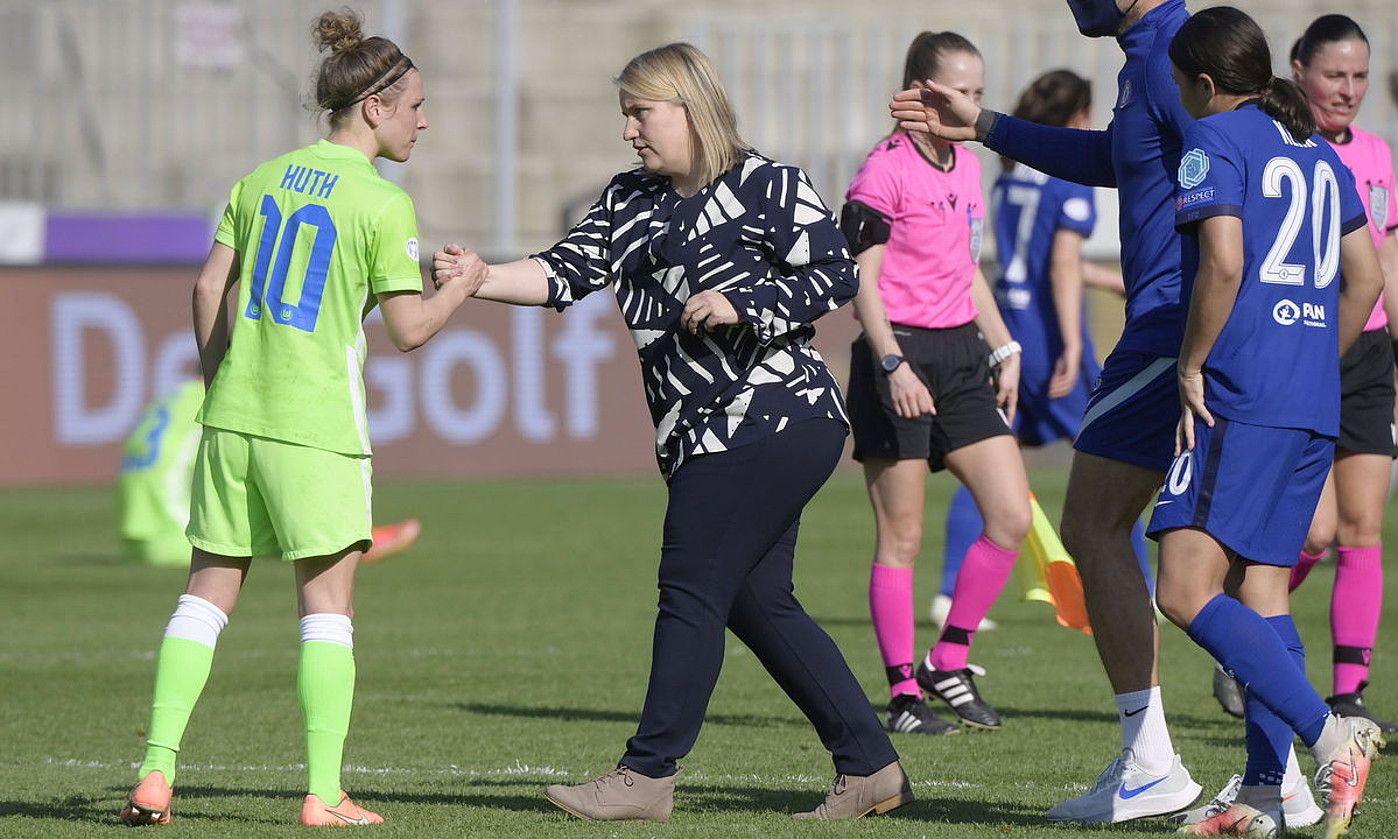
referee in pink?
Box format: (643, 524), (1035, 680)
(842, 31), (1031, 736)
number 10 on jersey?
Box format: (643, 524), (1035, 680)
(245, 194), (338, 333)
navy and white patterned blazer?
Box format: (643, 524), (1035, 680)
(532, 154), (858, 478)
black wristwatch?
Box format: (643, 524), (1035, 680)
(879, 354), (907, 375)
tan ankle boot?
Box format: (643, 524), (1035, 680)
(793, 761), (913, 819)
(545, 767), (676, 822)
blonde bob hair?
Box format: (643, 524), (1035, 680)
(615, 43), (753, 187)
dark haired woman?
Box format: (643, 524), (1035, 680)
(119, 8), (486, 826)
(843, 30), (1030, 736)
(1150, 6), (1385, 835)
(1286, 14), (1398, 734)
(940, 69), (1156, 632)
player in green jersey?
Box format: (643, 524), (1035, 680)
(119, 9), (485, 828)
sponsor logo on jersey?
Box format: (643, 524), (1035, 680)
(1273, 299), (1301, 326)
(1178, 149), (1209, 190)
(405, 237), (419, 261)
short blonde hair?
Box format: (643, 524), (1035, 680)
(616, 43), (752, 187)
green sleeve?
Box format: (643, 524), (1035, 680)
(369, 192), (424, 295)
(213, 179), (243, 249)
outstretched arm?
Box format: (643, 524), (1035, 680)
(890, 83), (1116, 187)
(379, 247), (487, 352)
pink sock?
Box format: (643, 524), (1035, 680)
(1290, 548), (1327, 592)
(930, 535), (1017, 671)
(869, 563), (919, 697)
(1332, 545), (1383, 695)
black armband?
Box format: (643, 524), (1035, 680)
(839, 200), (892, 256)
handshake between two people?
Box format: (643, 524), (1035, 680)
(429, 243), (488, 295)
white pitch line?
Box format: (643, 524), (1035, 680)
(35, 756), (984, 790)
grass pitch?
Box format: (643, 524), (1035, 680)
(2, 462), (1396, 837)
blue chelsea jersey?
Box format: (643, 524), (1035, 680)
(1109, 0), (1194, 355)
(1176, 104), (1368, 436)
(992, 165), (1098, 367)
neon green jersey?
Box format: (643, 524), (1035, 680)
(119, 380), (204, 548)
(199, 139), (422, 455)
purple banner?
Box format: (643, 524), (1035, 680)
(44, 213), (215, 264)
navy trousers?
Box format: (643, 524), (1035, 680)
(621, 418), (899, 777)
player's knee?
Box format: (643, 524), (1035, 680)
(984, 503), (1031, 551)
(1153, 585), (1194, 630)
(876, 520), (923, 566)
(1336, 514), (1382, 549)
(1305, 518), (1336, 554)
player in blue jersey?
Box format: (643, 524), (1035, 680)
(892, 0), (1205, 822)
(1148, 8), (1386, 835)
(938, 70), (1152, 614)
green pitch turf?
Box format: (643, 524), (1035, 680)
(2, 463), (1395, 837)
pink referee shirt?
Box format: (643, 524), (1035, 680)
(1328, 125), (1397, 331)
(846, 134), (985, 330)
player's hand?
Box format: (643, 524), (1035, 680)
(1175, 366), (1213, 455)
(433, 244), (488, 297)
(432, 243), (465, 287)
(994, 353), (1020, 425)
(681, 290), (740, 334)
(890, 81), (980, 143)
(1048, 345), (1082, 399)
(888, 363), (936, 418)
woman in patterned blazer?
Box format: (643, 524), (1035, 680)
(433, 41), (908, 824)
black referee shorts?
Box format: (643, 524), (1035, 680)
(1339, 327), (1397, 457)
(848, 321), (1011, 471)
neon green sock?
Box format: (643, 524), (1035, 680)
(299, 640), (356, 803)
(138, 636), (216, 785)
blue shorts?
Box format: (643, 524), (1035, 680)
(1146, 416), (1334, 566)
(1015, 353), (1102, 447)
(1073, 351), (1178, 472)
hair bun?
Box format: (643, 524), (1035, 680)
(314, 8), (364, 55)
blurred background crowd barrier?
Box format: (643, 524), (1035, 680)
(1, 0), (1393, 484)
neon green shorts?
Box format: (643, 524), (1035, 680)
(186, 427), (373, 561)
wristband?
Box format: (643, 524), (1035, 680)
(988, 340), (1022, 367)
(975, 109), (1001, 142)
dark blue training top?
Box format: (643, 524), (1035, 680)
(1176, 104), (1367, 436)
(985, 0), (1192, 357)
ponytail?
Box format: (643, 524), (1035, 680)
(1259, 77), (1315, 142)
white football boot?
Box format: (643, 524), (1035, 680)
(1047, 749), (1202, 823)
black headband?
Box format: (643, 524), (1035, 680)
(330, 56), (414, 112)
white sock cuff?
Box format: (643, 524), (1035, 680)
(300, 613), (354, 648)
(164, 594), (229, 649)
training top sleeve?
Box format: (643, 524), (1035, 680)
(844, 144), (902, 219)
(984, 115), (1117, 188)
(1174, 121), (1244, 229)
(1380, 138), (1398, 234)
(368, 192), (424, 295)
(534, 179), (620, 311)
(213, 178), (243, 250)
(1055, 181), (1097, 238)
(1334, 159), (1370, 238)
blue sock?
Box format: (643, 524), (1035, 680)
(1242, 615), (1305, 787)
(1130, 519), (1154, 594)
(1187, 595), (1329, 746)
(942, 485), (982, 597)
